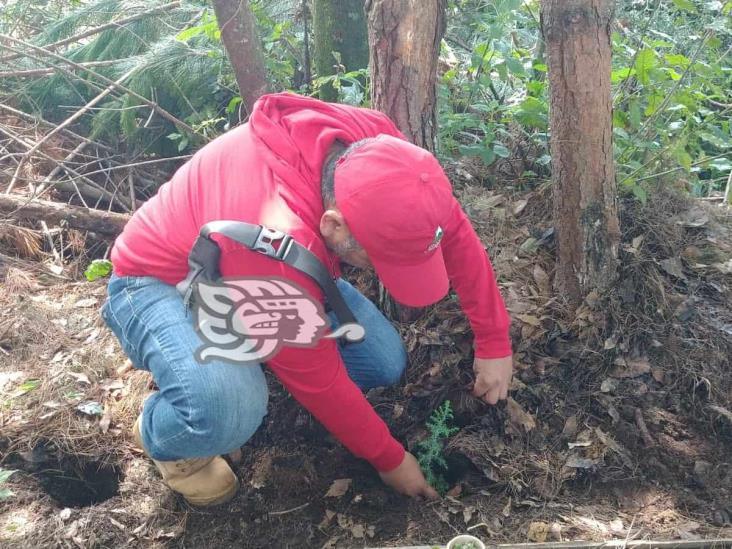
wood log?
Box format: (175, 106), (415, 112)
(0, 194), (129, 237)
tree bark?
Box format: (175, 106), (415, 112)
(0, 195), (129, 237)
(313, 0), (369, 102)
(365, 0), (446, 151)
(212, 0), (269, 114)
(541, 0), (620, 309)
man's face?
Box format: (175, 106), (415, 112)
(319, 208), (372, 269)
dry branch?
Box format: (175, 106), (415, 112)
(7, 67), (136, 195)
(0, 60), (121, 78)
(0, 194), (128, 237)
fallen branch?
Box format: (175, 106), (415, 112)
(7, 67), (136, 195)
(0, 124), (131, 210)
(0, 2), (181, 63)
(0, 194), (129, 237)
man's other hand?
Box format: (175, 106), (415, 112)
(472, 355), (513, 405)
(379, 452), (438, 499)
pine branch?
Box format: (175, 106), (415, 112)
(0, 1), (181, 63)
(0, 34), (202, 137)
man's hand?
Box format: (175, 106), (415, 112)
(379, 452), (438, 499)
(472, 355), (513, 405)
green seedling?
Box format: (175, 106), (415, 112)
(416, 400), (459, 495)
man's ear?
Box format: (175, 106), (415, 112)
(320, 209), (347, 238)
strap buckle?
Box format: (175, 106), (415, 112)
(252, 225), (293, 261)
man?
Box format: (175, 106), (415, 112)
(102, 92), (512, 506)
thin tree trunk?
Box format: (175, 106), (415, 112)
(365, 0), (446, 151)
(212, 0), (269, 114)
(313, 0), (369, 102)
(541, 0), (620, 309)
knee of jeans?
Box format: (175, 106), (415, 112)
(380, 345), (408, 386)
(191, 382), (268, 448)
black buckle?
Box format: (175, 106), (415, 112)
(252, 226), (293, 261)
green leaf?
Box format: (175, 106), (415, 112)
(493, 143), (511, 158)
(634, 49), (658, 85)
(664, 53), (691, 69)
(629, 100), (642, 128)
(226, 96), (242, 114)
(0, 469), (17, 484)
(84, 259), (113, 282)
(0, 488), (13, 500)
(671, 0), (697, 11)
(611, 67), (636, 83)
(505, 57), (526, 76)
(709, 158), (732, 172)
(632, 185), (648, 204)
(17, 379), (40, 394)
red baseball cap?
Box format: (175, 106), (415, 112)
(334, 135), (454, 307)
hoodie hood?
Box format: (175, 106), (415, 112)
(248, 92), (405, 228)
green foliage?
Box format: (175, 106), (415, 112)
(0, 468), (18, 501)
(84, 259), (113, 281)
(416, 400), (459, 495)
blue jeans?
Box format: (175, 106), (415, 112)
(101, 275), (406, 461)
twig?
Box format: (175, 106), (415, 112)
(0, 34), (201, 137)
(634, 408), (655, 447)
(0, 60), (121, 78)
(128, 172), (136, 211)
(40, 220), (62, 266)
(35, 141), (91, 196)
(0, 103), (112, 152)
(724, 170), (732, 206)
(6, 67), (136, 195)
(0, 2), (181, 63)
(267, 502), (309, 516)
(60, 155), (192, 181)
(0, 125), (130, 211)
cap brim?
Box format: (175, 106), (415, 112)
(372, 246), (449, 307)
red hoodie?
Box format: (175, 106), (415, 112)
(112, 92), (511, 471)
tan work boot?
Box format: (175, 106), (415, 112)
(133, 416), (238, 506)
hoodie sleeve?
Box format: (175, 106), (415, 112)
(219, 247), (405, 472)
(441, 198), (512, 359)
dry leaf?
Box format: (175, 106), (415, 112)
(319, 510), (336, 529)
(516, 314), (541, 327)
(324, 478), (352, 498)
(532, 265), (550, 295)
(446, 483), (462, 497)
(74, 297), (98, 308)
(513, 199), (528, 216)
(67, 372), (91, 384)
(502, 497), (512, 517)
(610, 357), (651, 378)
(99, 413), (111, 433)
(250, 453), (272, 489)
(506, 398), (536, 433)
(528, 521), (549, 542)
(350, 524), (365, 538)
(659, 258), (687, 280)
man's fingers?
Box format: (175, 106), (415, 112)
(421, 484), (439, 500)
(483, 385), (501, 405)
(472, 376), (492, 398)
(499, 385), (509, 401)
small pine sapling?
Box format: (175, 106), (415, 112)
(416, 400), (459, 495)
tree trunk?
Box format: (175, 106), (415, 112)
(212, 0), (269, 114)
(365, 0), (446, 151)
(0, 194), (129, 237)
(541, 0), (620, 309)
(313, 0), (369, 102)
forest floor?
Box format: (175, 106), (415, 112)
(1, 171), (732, 548)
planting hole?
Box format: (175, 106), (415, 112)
(37, 460), (121, 507)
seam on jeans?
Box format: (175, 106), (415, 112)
(105, 293), (138, 358)
(122, 284), (194, 448)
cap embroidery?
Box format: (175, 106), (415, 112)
(426, 226), (444, 253)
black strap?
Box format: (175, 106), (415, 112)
(177, 220), (363, 343)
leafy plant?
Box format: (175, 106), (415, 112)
(416, 400), (459, 495)
(0, 468), (17, 501)
(84, 259), (113, 281)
